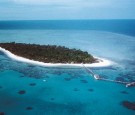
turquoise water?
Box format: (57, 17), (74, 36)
(0, 20), (135, 115)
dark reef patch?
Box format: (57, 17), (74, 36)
(64, 78), (71, 81)
(50, 98), (55, 101)
(18, 90), (26, 95)
(29, 83), (36, 86)
(74, 88), (79, 91)
(121, 91), (129, 94)
(122, 101), (135, 111)
(13, 66), (42, 79)
(20, 75), (25, 78)
(80, 80), (88, 83)
(0, 86), (3, 89)
(26, 107), (33, 110)
(88, 89), (94, 92)
(0, 112), (5, 115)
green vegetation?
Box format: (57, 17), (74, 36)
(0, 42), (96, 63)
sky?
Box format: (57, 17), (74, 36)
(0, 0), (135, 20)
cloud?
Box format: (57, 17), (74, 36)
(12, 0), (111, 8)
(1, 0), (133, 10)
(0, 0), (135, 20)
(1, 0), (135, 7)
(13, 0), (79, 5)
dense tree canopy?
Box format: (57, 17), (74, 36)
(0, 42), (96, 63)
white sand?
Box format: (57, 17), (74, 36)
(0, 47), (113, 67)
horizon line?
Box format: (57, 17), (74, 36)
(0, 19), (135, 21)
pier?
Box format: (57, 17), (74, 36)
(82, 64), (135, 87)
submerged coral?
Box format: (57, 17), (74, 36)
(122, 101), (135, 111)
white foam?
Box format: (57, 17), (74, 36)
(0, 47), (113, 67)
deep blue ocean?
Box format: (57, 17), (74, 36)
(0, 20), (135, 36)
(0, 20), (135, 115)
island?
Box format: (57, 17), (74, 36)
(0, 42), (96, 64)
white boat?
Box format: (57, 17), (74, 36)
(94, 74), (100, 80)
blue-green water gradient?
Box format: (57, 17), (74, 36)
(0, 20), (135, 115)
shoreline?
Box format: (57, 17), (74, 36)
(0, 47), (113, 67)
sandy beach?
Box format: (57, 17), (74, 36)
(0, 47), (113, 67)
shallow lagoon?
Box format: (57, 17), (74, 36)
(0, 30), (135, 115)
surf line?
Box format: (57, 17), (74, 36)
(82, 64), (135, 87)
